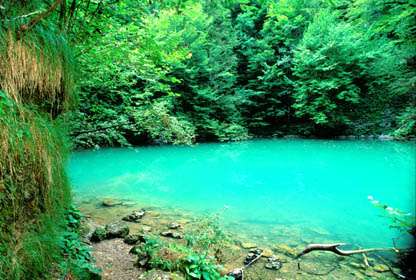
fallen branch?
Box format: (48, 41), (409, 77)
(296, 243), (398, 258)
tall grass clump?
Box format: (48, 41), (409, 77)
(0, 26), (75, 116)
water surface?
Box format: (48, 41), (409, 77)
(69, 139), (415, 248)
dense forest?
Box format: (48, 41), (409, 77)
(0, 0), (415, 279)
(67, 0), (416, 148)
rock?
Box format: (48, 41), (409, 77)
(124, 234), (146, 245)
(373, 264), (389, 273)
(122, 209), (146, 223)
(160, 231), (183, 239)
(274, 244), (297, 258)
(90, 226), (107, 242)
(227, 268), (243, 280)
(105, 222), (129, 238)
(249, 248), (263, 255)
(283, 135), (300, 139)
(241, 242), (257, 249)
(244, 249), (262, 265)
(101, 198), (122, 207)
(261, 248), (273, 258)
(265, 256), (282, 270)
(378, 134), (394, 141)
(168, 222), (181, 229)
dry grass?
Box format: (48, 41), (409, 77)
(0, 30), (74, 115)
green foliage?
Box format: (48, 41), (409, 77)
(184, 212), (229, 254)
(132, 237), (231, 280)
(368, 196), (416, 235)
(392, 107), (416, 138)
(130, 213), (232, 279)
(59, 207), (101, 280)
(68, 0), (415, 145)
(182, 254), (231, 280)
(292, 10), (369, 127)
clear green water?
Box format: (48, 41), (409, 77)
(69, 139), (415, 248)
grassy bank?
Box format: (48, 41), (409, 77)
(0, 6), (88, 277)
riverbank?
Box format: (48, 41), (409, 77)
(77, 197), (400, 280)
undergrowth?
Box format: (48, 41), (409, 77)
(131, 213), (233, 280)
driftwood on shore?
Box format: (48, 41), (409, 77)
(296, 243), (406, 279)
(295, 243), (398, 258)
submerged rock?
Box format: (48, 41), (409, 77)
(265, 256), (282, 270)
(260, 248), (274, 258)
(241, 242), (257, 249)
(90, 226), (107, 242)
(160, 231), (183, 239)
(274, 244), (297, 258)
(101, 198), (123, 207)
(373, 264), (390, 273)
(124, 233), (146, 245)
(105, 222), (129, 238)
(122, 209), (146, 223)
(168, 222), (181, 229)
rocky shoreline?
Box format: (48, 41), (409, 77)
(75, 197), (401, 280)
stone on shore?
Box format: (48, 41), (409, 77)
(160, 231), (183, 239)
(122, 209), (146, 223)
(124, 233), (146, 245)
(90, 226), (107, 242)
(105, 222), (129, 238)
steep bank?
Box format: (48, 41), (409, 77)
(0, 2), (80, 278)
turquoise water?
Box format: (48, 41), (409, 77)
(69, 139), (415, 248)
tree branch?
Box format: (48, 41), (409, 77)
(17, 0), (62, 39)
(296, 243), (398, 258)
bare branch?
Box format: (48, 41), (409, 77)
(17, 0), (63, 39)
(296, 243), (398, 258)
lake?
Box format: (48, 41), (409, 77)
(69, 139), (415, 249)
